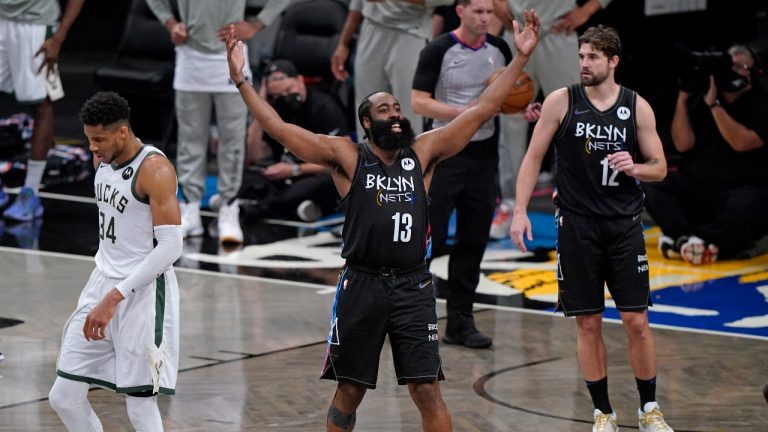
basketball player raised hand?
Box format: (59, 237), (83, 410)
(227, 11), (538, 431)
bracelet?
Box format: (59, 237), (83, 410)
(235, 77), (249, 89)
(708, 99), (720, 109)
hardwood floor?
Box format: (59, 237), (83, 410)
(1, 248), (767, 431)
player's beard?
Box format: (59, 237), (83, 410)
(581, 68), (609, 87)
(368, 117), (416, 150)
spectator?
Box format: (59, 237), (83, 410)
(244, 59), (350, 221)
(0, 0), (85, 221)
(489, 0), (612, 239)
(147, 0), (288, 244)
(644, 44), (768, 264)
(412, 0), (512, 348)
(331, 0), (455, 141)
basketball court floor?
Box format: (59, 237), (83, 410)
(0, 180), (767, 432)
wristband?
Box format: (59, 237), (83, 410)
(708, 99), (720, 109)
(235, 78), (249, 89)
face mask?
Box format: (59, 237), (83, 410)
(270, 93), (303, 118)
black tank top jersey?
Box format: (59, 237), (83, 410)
(339, 143), (430, 267)
(552, 84), (644, 217)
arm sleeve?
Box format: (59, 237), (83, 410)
(412, 36), (451, 93)
(256, 0), (291, 27)
(145, 0), (175, 25)
(349, 0), (362, 12)
(115, 225), (183, 299)
(426, 0), (456, 7)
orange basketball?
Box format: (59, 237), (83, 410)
(487, 69), (534, 114)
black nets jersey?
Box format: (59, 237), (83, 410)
(339, 143), (431, 267)
(552, 84), (644, 217)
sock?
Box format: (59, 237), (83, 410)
(24, 159), (47, 193)
(636, 376), (657, 410)
(586, 377), (612, 414)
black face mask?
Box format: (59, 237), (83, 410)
(368, 117), (415, 150)
(270, 93), (303, 118)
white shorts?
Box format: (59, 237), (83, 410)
(56, 267), (180, 395)
(0, 18), (48, 102)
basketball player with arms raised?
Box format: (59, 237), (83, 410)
(49, 91), (182, 432)
(227, 11), (538, 432)
(510, 26), (673, 432)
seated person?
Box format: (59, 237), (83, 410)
(644, 45), (768, 264)
(243, 59), (350, 221)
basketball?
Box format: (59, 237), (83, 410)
(487, 69), (534, 114)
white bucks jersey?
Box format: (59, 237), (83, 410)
(94, 145), (170, 279)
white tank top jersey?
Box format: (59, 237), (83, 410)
(93, 145), (172, 279)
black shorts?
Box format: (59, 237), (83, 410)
(555, 209), (651, 316)
(320, 265), (445, 389)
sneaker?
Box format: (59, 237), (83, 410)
(443, 327), (492, 349)
(680, 236), (718, 265)
(489, 202), (513, 240)
(593, 409), (618, 432)
(218, 198), (243, 244)
(638, 402), (673, 432)
(0, 352), (4, 362)
(0, 179), (8, 208)
(297, 200), (321, 222)
(658, 235), (681, 260)
(180, 201), (204, 237)
(3, 187), (43, 221)
(7, 219), (42, 249)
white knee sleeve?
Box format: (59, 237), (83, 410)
(126, 395), (164, 431)
(49, 377), (103, 432)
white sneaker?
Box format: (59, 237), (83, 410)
(593, 409), (618, 432)
(218, 199), (243, 244)
(180, 201), (204, 237)
(658, 235), (681, 260)
(680, 236), (718, 265)
(297, 200), (321, 222)
(489, 201), (514, 240)
(638, 402), (673, 432)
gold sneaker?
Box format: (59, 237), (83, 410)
(638, 402), (674, 432)
(593, 409), (618, 432)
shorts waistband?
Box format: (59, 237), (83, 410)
(345, 261), (427, 279)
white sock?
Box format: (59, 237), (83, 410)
(126, 395), (164, 431)
(24, 159), (47, 193)
(49, 377), (103, 432)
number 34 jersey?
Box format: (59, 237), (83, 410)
(93, 145), (171, 279)
(340, 143), (431, 268)
(553, 84), (644, 218)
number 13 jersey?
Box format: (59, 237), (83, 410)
(339, 143), (431, 267)
(94, 145), (171, 279)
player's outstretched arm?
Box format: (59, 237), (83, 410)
(415, 10), (540, 164)
(226, 26), (356, 174)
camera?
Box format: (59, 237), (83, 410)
(678, 49), (749, 94)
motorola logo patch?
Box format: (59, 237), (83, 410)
(122, 167), (134, 180)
